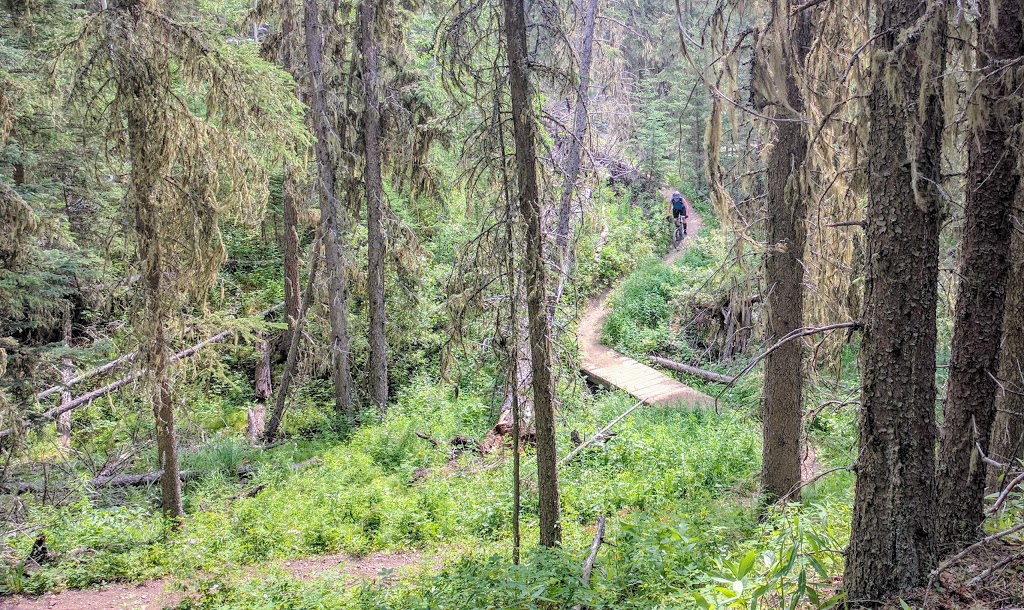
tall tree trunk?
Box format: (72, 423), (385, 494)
(135, 181), (183, 522)
(264, 233), (323, 441)
(359, 0), (388, 412)
(551, 0), (598, 315)
(935, 0), (1022, 550)
(278, 0), (302, 357)
(281, 164), (302, 355)
(135, 185), (183, 521)
(120, 40), (184, 521)
(988, 206), (1024, 488)
(502, 0), (560, 547)
(757, 2), (810, 504)
(843, 0), (945, 601)
(303, 0), (353, 419)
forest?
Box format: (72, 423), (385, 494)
(0, 0), (1022, 607)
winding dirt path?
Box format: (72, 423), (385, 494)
(577, 208), (713, 407)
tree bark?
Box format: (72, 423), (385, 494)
(303, 0), (353, 420)
(264, 233), (322, 441)
(122, 44), (184, 521)
(359, 0), (389, 413)
(648, 355), (734, 384)
(140, 225), (183, 523)
(988, 202), (1024, 489)
(57, 325), (73, 450)
(501, 0), (561, 547)
(281, 164), (302, 355)
(488, 335), (535, 442)
(278, 0), (302, 357)
(757, 2), (811, 504)
(250, 332), (271, 444)
(935, 0), (1023, 550)
(843, 0), (946, 601)
(551, 0), (598, 317)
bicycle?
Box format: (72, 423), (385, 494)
(670, 213), (688, 249)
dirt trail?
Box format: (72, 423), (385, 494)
(0, 550), (428, 610)
(577, 205), (712, 407)
(578, 203), (705, 368)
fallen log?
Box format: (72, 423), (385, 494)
(33, 351), (139, 402)
(1, 457), (320, 495)
(556, 400), (643, 470)
(32, 305), (285, 403)
(0, 304), (283, 440)
(648, 355), (735, 384)
(414, 431), (482, 462)
(571, 515), (606, 610)
(580, 514), (606, 583)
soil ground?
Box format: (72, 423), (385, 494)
(0, 550), (428, 610)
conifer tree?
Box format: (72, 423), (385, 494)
(844, 0), (946, 598)
(302, 0), (354, 419)
(69, 0), (303, 518)
(754, 0), (811, 504)
(936, 0), (1023, 548)
(359, 0), (388, 412)
(501, 0), (561, 547)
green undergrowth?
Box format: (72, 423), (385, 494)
(169, 390), (854, 609)
(3, 385), (776, 600)
(574, 187), (667, 297)
(601, 212), (728, 361)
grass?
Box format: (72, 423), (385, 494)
(166, 389), (854, 609)
(3, 382), (778, 604)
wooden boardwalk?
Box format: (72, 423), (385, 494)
(577, 211), (714, 409)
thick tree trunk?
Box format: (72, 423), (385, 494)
(303, 0), (353, 419)
(136, 202), (183, 521)
(935, 0), (1022, 550)
(758, 3), (810, 504)
(359, 0), (388, 412)
(551, 0), (598, 316)
(489, 335), (535, 441)
(843, 1), (946, 601)
(988, 201), (1024, 488)
(136, 194), (183, 521)
(502, 0), (561, 547)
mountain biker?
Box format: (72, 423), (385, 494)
(668, 191), (688, 236)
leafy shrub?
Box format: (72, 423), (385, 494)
(602, 259), (682, 357)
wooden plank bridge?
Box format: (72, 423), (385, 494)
(577, 211), (714, 409)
